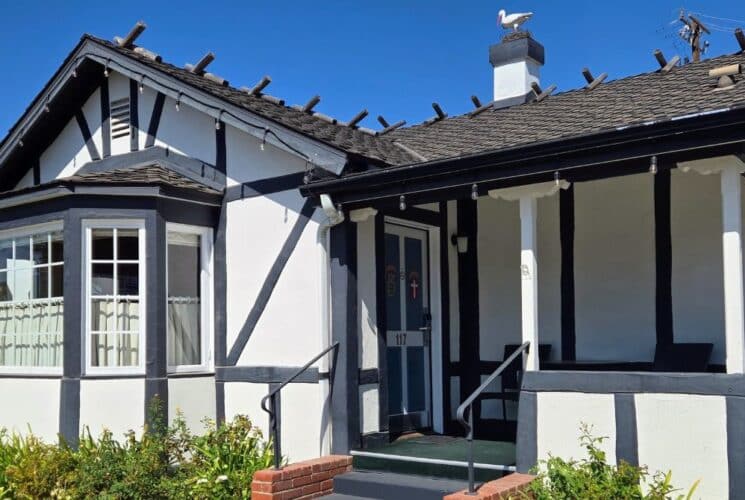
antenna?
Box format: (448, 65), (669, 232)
(677, 10), (711, 62)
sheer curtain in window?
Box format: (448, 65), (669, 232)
(167, 232), (201, 367)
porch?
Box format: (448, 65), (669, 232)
(318, 151), (745, 498)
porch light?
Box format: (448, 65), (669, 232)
(471, 183), (479, 200)
(650, 155), (658, 174)
(451, 234), (469, 254)
(399, 195), (406, 211)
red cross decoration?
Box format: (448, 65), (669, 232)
(409, 272), (420, 300)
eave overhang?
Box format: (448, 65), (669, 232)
(0, 36), (349, 187)
(301, 106), (745, 209)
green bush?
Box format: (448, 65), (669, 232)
(0, 401), (275, 499)
(526, 424), (699, 500)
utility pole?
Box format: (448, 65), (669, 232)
(678, 10), (711, 62)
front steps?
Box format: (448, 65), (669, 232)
(327, 470), (469, 500)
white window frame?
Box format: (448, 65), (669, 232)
(82, 219), (147, 376)
(0, 221), (64, 376)
(166, 223), (214, 374)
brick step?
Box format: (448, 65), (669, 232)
(331, 470), (469, 500)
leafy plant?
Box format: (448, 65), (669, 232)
(0, 402), (275, 500)
(525, 424), (700, 500)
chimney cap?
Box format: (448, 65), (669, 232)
(489, 33), (544, 67)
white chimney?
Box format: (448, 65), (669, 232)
(489, 32), (545, 107)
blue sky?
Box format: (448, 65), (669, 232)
(1, 1), (745, 135)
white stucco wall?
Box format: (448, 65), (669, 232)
(79, 379), (144, 438)
(224, 382), (269, 435)
(635, 393), (727, 499)
(15, 168), (34, 189)
(154, 94), (216, 165)
(574, 174), (656, 361)
(671, 170), (726, 364)
(168, 376), (216, 433)
(280, 383), (323, 461)
(535, 392), (616, 464)
(0, 379), (60, 442)
(360, 383), (380, 434)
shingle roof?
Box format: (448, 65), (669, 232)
(389, 51), (745, 163)
(85, 35), (418, 166)
(67, 164), (221, 195)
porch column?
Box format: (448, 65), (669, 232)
(679, 155), (745, 374)
(520, 196), (539, 371)
(489, 179), (570, 371)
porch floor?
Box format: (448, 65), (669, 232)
(354, 434), (515, 482)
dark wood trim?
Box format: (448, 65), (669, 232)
(655, 167), (673, 346)
(224, 172), (305, 201)
(374, 212), (389, 432)
(456, 199), (480, 420)
(74, 110), (101, 161)
(216, 365), (319, 383)
(216, 121), (226, 173)
(129, 79), (139, 152)
(438, 201), (452, 430)
(359, 368), (379, 385)
(32, 157), (40, 185)
(100, 80), (111, 158)
(144, 92), (166, 149)
(560, 185), (576, 360)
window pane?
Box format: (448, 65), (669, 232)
(91, 299), (115, 331)
(15, 238), (30, 265)
(92, 264), (114, 295)
(117, 264), (139, 295)
(33, 268), (48, 299)
(168, 232), (202, 367)
(32, 234), (49, 265)
(0, 272), (9, 302)
(50, 265), (64, 298)
(92, 229), (114, 260)
(118, 334), (139, 366)
(118, 229), (139, 260)
(50, 232), (64, 263)
(0, 239), (12, 270)
(118, 299), (139, 332)
(91, 333), (116, 367)
(10, 268), (32, 301)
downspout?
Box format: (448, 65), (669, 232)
(318, 194), (345, 455)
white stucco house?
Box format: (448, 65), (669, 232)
(2, 20), (745, 499)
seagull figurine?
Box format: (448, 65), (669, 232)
(497, 9), (533, 32)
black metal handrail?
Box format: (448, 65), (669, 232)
(260, 341), (340, 469)
(456, 341), (531, 494)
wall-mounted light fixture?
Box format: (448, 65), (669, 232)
(451, 234), (468, 254)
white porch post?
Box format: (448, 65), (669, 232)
(679, 155), (745, 374)
(489, 179), (570, 372)
(520, 196), (539, 371)
(721, 165), (745, 373)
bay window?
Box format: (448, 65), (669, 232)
(84, 221), (145, 373)
(0, 223), (64, 372)
(167, 224), (212, 372)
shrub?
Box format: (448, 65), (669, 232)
(526, 424), (699, 500)
(0, 404), (275, 500)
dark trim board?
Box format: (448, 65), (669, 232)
(727, 396), (745, 499)
(522, 371), (745, 397)
(559, 185), (575, 361)
(214, 199), (228, 366)
(614, 393), (638, 466)
(59, 378), (80, 446)
(100, 80), (111, 158)
(215, 120), (226, 173)
(515, 390), (537, 473)
(330, 220), (360, 454)
(379, 206), (440, 227)
(654, 167), (673, 346)
(438, 201), (452, 432)
(145, 92), (166, 149)
(129, 79), (139, 152)
(225, 199), (317, 365)
(74, 110), (101, 161)
(216, 366), (320, 384)
(224, 172), (305, 201)
(145, 378), (168, 430)
(359, 368), (379, 385)
(215, 381), (226, 425)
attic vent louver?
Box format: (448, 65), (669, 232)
(110, 97), (131, 139)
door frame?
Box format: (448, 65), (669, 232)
(381, 216), (444, 434)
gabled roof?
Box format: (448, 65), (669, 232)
(389, 51), (745, 163)
(83, 35), (419, 166)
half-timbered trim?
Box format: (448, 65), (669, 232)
(144, 92), (166, 149)
(100, 80), (111, 158)
(129, 79), (139, 152)
(75, 110), (101, 161)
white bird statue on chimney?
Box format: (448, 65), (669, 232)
(498, 9), (533, 31)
